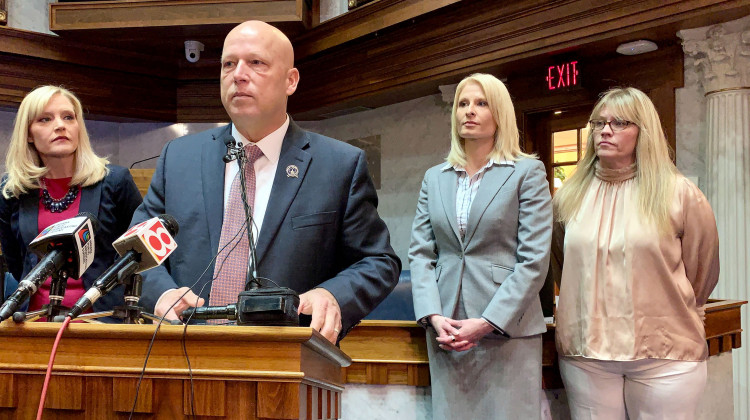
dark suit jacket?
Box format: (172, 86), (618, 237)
(131, 121), (401, 336)
(0, 165), (143, 312)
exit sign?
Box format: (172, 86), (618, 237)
(546, 60), (579, 90)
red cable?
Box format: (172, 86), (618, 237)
(36, 316), (72, 420)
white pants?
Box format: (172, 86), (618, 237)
(559, 356), (707, 420)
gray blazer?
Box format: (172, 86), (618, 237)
(409, 158), (552, 338)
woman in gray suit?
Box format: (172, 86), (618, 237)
(409, 73), (552, 419)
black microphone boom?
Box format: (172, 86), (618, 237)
(0, 251), (66, 321)
(182, 304), (237, 321)
(67, 254), (140, 320)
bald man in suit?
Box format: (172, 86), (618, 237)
(131, 21), (400, 343)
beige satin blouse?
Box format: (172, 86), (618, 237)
(554, 164), (720, 361)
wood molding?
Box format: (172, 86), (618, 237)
(289, 0), (749, 118)
(292, 0), (461, 58)
(50, 0), (310, 31)
(339, 300), (747, 387)
(0, 27), (172, 77)
(0, 53), (177, 121)
(1, 0), (746, 123)
(0, 28), (176, 121)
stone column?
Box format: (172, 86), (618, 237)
(679, 15), (750, 420)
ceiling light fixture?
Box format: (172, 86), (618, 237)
(616, 40), (658, 56)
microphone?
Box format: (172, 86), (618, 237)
(129, 154), (161, 169)
(0, 213), (98, 321)
(67, 214), (179, 320)
(222, 133), (240, 163)
(181, 304), (237, 321)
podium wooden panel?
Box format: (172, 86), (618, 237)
(0, 321), (350, 419)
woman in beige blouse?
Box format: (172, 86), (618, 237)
(552, 87), (719, 420)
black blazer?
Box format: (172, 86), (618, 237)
(131, 121), (401, 336)
(0, 165), (143, 312)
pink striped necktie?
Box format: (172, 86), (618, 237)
(209, 144), (264, 307)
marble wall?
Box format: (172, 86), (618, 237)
(6, 0), (55, 34)
(320, 0), (349, 23)
(0, 109), (224, 175)
(675, 56), (708, 190)
(343, 384), (432, 420)
(299, 94), (453, 266)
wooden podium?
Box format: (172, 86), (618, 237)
(0, 321), (350, 419)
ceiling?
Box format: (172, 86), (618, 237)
(17, 0), (749, 121)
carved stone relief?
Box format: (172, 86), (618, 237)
(679, 16), (750, 93)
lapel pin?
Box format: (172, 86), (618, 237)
(286, 165), (299, 178)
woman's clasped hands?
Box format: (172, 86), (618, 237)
(429, 314), (495, 352)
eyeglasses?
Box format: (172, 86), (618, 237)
(588, 119), (635, 132)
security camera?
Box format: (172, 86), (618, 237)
(184, 40), (204, 63)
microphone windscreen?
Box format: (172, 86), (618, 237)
(114, 217), (178, 272)
(77, 212), (100, 232)
(157, 214), (179, 236)
(28, 214), (97, 278)
(223, 134), (237, 147)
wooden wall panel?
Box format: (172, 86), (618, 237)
(288, 0), (748, 118)
(51, 0), (305, 31)
(176, 80), (228, 123)
(0, 373), (15, 408)
(83, 376), (113, 420)
(0, 52), (176, 121)
(1, 0), (746, 124)
(257, 382), (300, 419)
(182, 379), (225, 417)
(112, 377), (153, 414)
(45, 376), (84, 411)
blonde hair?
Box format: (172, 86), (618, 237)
(553, 87), (677, 234)
(2, 86), (109, 199)
(446, 73), (534, 167)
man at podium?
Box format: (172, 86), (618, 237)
(130, 20), (400, 344)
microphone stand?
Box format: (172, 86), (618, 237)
(226, 138), (261, 290)
(190, 135), (299, 327)
(62, 264), (171, 324)
(15, 268), (70, 323)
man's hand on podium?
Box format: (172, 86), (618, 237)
(155, 287), (205, 321)
(299, 288), (342, 344)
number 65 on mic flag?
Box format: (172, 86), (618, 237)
(114, 216), (178, 272)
